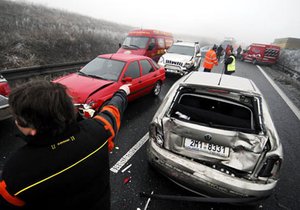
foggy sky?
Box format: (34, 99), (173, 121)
(12, 0), (300, 46)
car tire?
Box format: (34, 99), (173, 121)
(152, 81), (162, 96)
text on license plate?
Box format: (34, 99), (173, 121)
(184, 138), (230, 157)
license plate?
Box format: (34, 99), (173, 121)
(184, 138), (230, 157)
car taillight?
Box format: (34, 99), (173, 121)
(258, 156), (282, 178)
(0, 82), (10, 97)
(149, 122), (164, 147)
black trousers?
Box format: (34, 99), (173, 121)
(203, 68), (211, 72)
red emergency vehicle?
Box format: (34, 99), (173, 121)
(241, 43), (280, 65)
(117, 29), (174, 62)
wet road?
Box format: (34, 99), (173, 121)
(1, 60), (299, 210)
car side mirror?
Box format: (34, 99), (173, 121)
(148, 43), (155, 51)
(122, 77), (132, 83)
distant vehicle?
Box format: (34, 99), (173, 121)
(53, 53), (165, 117)
(220, 37), (236, 49)
(0, 74), (11, 121)
(241, 43), (280, 65)
(199, 45), (211, 58)
(158, 41), (201, 76)
(117, 29), (174, 62)
(147, 71), (283, 201)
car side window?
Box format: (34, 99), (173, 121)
(140, 60), (154, 75)
(158, 38), (165, 48)
(124, 61), (140, 79)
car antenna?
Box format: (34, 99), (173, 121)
(217, 66), (225, 85)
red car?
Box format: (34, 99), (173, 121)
(53, 53), (165, 116)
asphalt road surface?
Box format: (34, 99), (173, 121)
(1, 60), (299, 210)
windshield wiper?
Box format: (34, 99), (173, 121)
(122, 44), (130, 49)
(78, 71), (88, 76)
(129, 44), (140, 49)
(86, 74), (108, 80)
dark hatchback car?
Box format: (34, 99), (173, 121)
(147, 72), (283, 202)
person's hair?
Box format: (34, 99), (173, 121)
(9, 79), (76, 137)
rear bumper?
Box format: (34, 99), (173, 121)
(147, 139), (276, 200)
(0, 104), (11, 121)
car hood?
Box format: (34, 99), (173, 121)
(54, 73), (114, 103)
(162, 53), (193, 63)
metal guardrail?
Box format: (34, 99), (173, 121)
(275, 62), (300, 79)
(0, 60), (90, 85)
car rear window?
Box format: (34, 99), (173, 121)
(170, 93), (255, 132)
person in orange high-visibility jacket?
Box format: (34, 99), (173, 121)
(0, 80), (130, 210)
(203, 45), (218, 72)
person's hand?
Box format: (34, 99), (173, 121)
(119, 84), (131, 95)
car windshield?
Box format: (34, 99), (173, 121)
(79, 57), (125, 81)
(167, 45), (194, 56)
(122, 36), (149, 49)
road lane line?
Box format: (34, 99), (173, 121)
(110, 133), (149, 173)
(257, 65), (300, 120)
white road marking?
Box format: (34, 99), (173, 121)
(121, 164), (132, 173)
(257, 65), (300, 120)
(110, 133), (149, 173)
(143, 191), (154, 210)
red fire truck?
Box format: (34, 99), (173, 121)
(241, 43), (280, 65)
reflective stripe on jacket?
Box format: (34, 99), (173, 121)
(227, 55), (236, 71)
(203, 49), (218, 69)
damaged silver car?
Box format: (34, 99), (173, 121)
(147, 72), (283, 201)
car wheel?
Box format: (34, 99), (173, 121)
(152, 81), (162, 96)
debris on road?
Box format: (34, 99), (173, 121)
(123, 176), (132, 184)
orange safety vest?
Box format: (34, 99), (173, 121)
(203, 50), (218, 70)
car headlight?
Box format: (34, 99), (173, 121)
(158, 57), (164, 65)
(149, 121), (164, 147)
(258, 155), (282, 179)
(185, 60), (194, 69)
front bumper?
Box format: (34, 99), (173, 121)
(147, 139), (276, 200)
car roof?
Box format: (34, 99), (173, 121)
(173, 41), (196, 47)
(99, 53), (150, 62)
(182, 72), (259, 94)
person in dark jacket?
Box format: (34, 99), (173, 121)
(216, 45), (223, 61)
(224, 50), (236, 75)
(0, 80), (130, 210)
